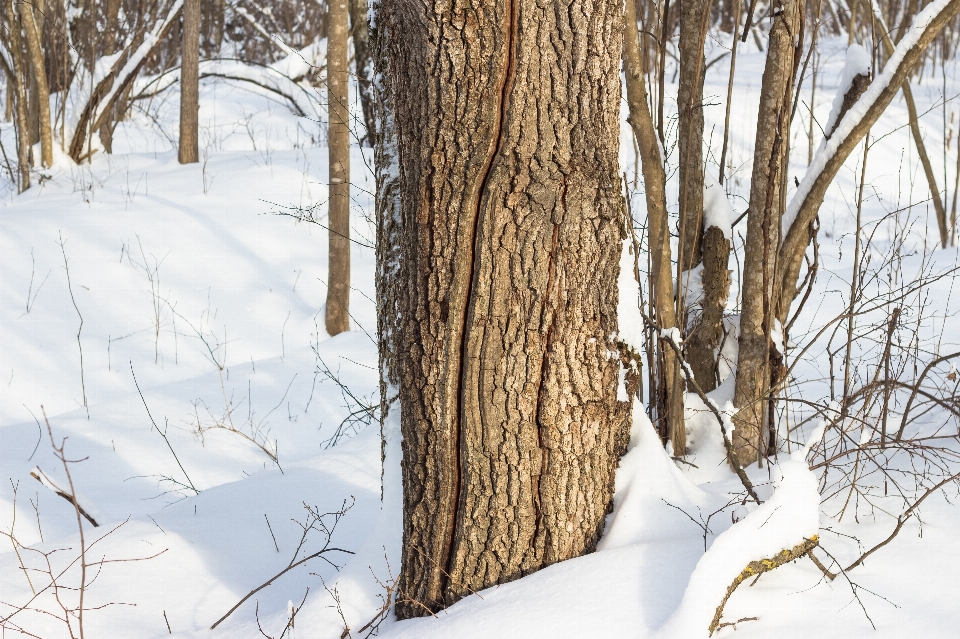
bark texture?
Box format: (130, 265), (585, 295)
(378, 0), (629, 618)
(687, 226), (731, 391)
(732, 0), (801, 466)
(179, 0), (200, 164)
(325, 0), (351, 336)
(623, 0), (685, 452)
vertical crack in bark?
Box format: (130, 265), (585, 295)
(443, 0), (519, 589)
(531, 217), (562, 561)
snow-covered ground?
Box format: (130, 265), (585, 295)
(2, 36), (959, 639)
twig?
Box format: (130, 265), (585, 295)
(845, 470), (960, 571)
(265, 514), (280, 552)
(58, 234), (89, 419)
(29, 467), (99, 527)
(131, 362), (200, 494)
(639, 310), (760, 503)
(211, 501), (355, 629)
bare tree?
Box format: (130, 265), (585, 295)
(376, 0), (630, 618)
(179, 0), (200, 164)
(326, 0), (351, 336)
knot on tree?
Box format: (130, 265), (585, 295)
(825, 73), (871, 140)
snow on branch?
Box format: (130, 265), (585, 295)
(67, 0), (185, 161)
(780, 0), (960, 254)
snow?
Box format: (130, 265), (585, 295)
(702, 171), (733, 238)
(2, 24), (960, 639)
(822, 44), (872, 140)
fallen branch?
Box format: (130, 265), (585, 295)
(709, 536), (819, 636)
(29, 467), (98, 528)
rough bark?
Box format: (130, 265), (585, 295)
(777, 0), (960, 325)
(372, 0), (401, 409)
(687, 226), (731, 391)
(6, 0), (31, 190)
(325, 0), (351, 336)
(624, 0), (685, 452)
(348, 0), (376, 147)
(179, 0), (200, 164)
(732, 0), (801, 466)
(379, 0), (629, 618)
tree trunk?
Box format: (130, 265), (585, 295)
(348, 0), (375, 147)
(178, 0), (200, 164)
(732, 0), (801, 466)
(687, 224), (730, 391)
(378, 0), (629, 618)
(624, 0), (685, 452)
(6, 0), (31, 190)
(676, 0), (710, 274)
(325, 0), (351, 336)
(22, 0), (53, 167)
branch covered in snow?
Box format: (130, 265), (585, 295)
(30, 467), (99, 527)
(779, 0), (960, 290)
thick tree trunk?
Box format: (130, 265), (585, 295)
(378, 0), (629, 618)
(732, 0), (801, 466)
(348, 0), (376, 147)
(6, 0), (31, 190)
(623, 0), (685, 452)
(179, 0), (200, 164)
(22, 0), (53, 167)
(325, 0), (351, 336)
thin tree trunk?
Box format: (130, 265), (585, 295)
(179, 0), (200, 164)
(348, 0), (375, 147)
(624, 0), (685, 453)
(732, 0), (801, 466)
(22, 0), (53, 167)
(677, 0), (711, 274)
(6, 0), (31, 190)
(325, 0), (351, 336)
(380, 0), (629, 618)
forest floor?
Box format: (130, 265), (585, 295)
(1, 35), (958, 639)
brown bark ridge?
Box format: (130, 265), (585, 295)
(22, 0), (52, 167)
(6, 0), (31, 190)
(179, 0), (200, 164)
(777, 0), (960, 325)
(348, 0), (376, 147)
(378, 0), (629, 618)
(732, 0), (801, 466)
(325, 0), (351, 336)
(624, 0), (685, 453)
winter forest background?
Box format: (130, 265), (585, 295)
(1, 0), (959, 638)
